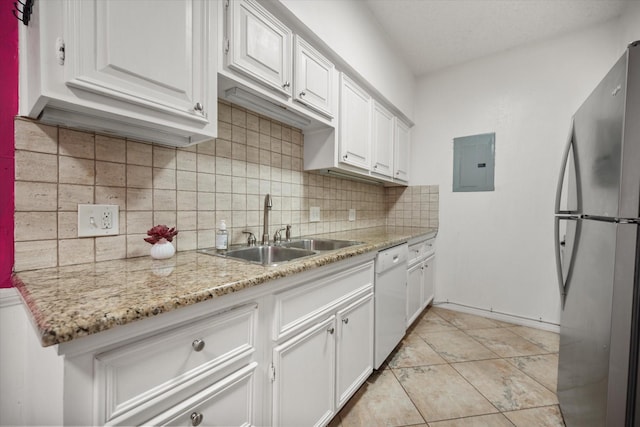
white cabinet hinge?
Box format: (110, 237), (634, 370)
(224, 38), (230, 54)
(55, 37), (65, 65)
(269, 363), (276, 382)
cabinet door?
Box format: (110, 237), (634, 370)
(144, 363), (257, 427)
(65, 0), (211, 126)
(339, 75), (371, 170)
(422, 255), (435, 309)
(406, 263), (423, 328)
(371, 102), (395, 177)
(228, 0), (292, 97)
(294, 36), (334, 118)
(272, 317), (335, 427)
(394, 120), (410, 182)
(336, 294), (374, 408)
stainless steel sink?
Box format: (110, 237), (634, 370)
(200, 245), (317, 266)
(280, 238), (363, 251)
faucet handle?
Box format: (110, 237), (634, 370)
(273, 227), (286, 244)
(242, 231), (257, 246)
(285, 224), (292, 241)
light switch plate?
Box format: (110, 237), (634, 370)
(348, 209), (356, 221)
(78, 204), (119, 237)
(310, 206), (320, 222)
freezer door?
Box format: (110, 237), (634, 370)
(558, 220), (639, 426)
(573, 46), (640, 219)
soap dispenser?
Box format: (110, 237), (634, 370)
(216, 220), (228, 250)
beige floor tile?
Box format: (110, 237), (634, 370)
(393, 365), (498, 422)
(507, 354), (559, 393)
(338, 369), (424, 427)
(465, 328), (547, 357)
(452, 359), (558, 412)
(421, 330), (499, 362)
(503, 405), (565, 427)
(327, 414), (343, 427)
(431, 308), (509, 330)
(428, 413), (514, 427)
(388, 333), (447, 368)
(507, 326), (560, 353)
(412, 311), (459, 336)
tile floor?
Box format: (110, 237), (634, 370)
(329, 306), (565, 427)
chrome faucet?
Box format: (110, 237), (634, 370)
(262, 194), (272, 245)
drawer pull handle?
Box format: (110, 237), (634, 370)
(342, 318), (349, 324)
(327, 327), (335, 334)
(190, 412), (203, 426)
(192, 339), (205, 352)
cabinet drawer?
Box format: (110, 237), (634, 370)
(96, 304), (257, 424)
(273, 261), (374, 341)
(408, 238), (435, 265)
(144, 362), (257, 426)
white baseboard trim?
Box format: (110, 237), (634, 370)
(432, 300), (560, 333)
(0, 288), (21, 309)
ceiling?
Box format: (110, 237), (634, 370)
(365, 0), (630, 76)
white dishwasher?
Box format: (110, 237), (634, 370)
(374, 243), (408, 369)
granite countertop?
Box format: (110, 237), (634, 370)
(13, 226), (436, 347)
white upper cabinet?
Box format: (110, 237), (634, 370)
(371, 101), (395, 178)
(394, 119), (411, 182)
(294, 36), (334, 118)
(227, 0), (293, 97)
(339, 74), (372, 170)
(20, 0), (217, 146)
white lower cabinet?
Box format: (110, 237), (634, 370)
(406, 262), (423, 328)
(336, 294), (374, 408)
(406, 238), (436, 327)
(271, 260), (375, 427)
(272, 317), (336, 427)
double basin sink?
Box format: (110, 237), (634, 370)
(199, 238), (363, 266)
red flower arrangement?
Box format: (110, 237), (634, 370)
(144, 225), (178, 245)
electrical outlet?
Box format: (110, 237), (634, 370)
(348, 209), (356, 221)
(78, 204), (119, 237)
(310, 206), (320, 222)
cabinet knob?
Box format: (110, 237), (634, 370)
(190, 412), (203, 426)
(327, 327), (335, 334)
(194, 102), (204, 113)
(192, 339), (205, 352)
(300, 91), (306, 97)
(283, 81), (290, 88)
(374, 165), (378, 169)
(343, 154), (348, 160)
(396, 171), (400, 175)
(342, 318), (349, 324)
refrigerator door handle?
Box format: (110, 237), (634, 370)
(555, 117), (577, 215)
(555, 215), (581, 309)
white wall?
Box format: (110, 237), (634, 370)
(411, 20), (626, 324)
(277, 0), (416, 120)
(620, 1), (640, 49)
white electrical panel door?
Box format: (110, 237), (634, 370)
(339, 75), (371, 170)
(371, 102), (395, 178)
(394, 119), (410, 182)
(294, 35), (334, 118)
(64, 0), (212, 127)
(228, 0), (292, 97)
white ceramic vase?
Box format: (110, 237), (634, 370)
(150, 239), (175, 259)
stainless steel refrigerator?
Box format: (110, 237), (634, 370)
(555, 40), (640, 426)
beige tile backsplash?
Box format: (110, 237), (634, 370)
(13, 100), (439, 272)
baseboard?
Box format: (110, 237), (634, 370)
(0, 287), (20, 309)
(432, 300), (560, 333)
